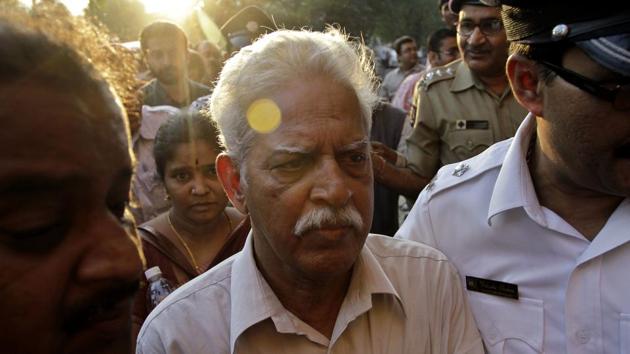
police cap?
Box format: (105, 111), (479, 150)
(480, 0), (630, 76)
(220, 6), (274, 51)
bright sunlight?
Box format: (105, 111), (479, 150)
(140, 0), (201, 21)
(19, 0), (201, 22)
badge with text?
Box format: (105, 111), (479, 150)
(455, 120), (490, 130)
(466, 276), (519, 299)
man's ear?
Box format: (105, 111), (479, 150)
(216, 153), (248, 213)
(507, 54), (544, 116)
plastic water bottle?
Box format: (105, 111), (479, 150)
(145, 266), (173, 311)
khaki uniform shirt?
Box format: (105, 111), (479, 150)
(137, 234), (484, 354)
(406, 59), (527, 178)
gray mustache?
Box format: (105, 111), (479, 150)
(294, 205), (363, 237)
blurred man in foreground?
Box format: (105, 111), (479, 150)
(0, 5), (143, 354)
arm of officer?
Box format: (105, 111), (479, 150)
(371, 145), (430, 200)
(405, 84), (441, 191)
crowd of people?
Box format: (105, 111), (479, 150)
(1, 0), (629, 353)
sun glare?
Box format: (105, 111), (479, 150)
(140, 0), (201, 21)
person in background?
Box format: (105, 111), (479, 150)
(133, 22), (214, 224)
(137, 28), (483, 354)
(196, 40), (223, 84)
(187, 49), (208, 85)
(379, 35), (424, 101)
(403, 0), (527, 198)
(140, 21), (211, 108)
(397, 1), (630, 352)
(369, 102), (410, 236)
(0, 3), (143, 353)
(392, 28), (459, 113)
(132, 112), (248, 333)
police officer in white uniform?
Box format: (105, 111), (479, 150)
(396, 1), (630, 353)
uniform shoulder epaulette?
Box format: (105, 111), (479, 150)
(418, 61), (458, 91)
(421, 138), (512, 201)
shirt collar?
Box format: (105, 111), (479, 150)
(450, 60), (483, 92)
(348, 238), (405, 315)
(487, 113), (541, 225)
(230, 232), (284, 354)
(229, 234), (404, 352)
(577, 199), (630, 265)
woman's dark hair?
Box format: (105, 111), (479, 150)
(153, 111), (223, 181)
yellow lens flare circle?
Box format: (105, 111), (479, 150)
(246, 99), (282, 134)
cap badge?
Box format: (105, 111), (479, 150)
(551, 24), (570, 41)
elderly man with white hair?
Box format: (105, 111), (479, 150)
(136, 28), (483, 354)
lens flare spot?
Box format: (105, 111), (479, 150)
(246, 99), (281, 133)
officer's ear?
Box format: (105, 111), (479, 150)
(216, 153), (248, 213)
(507, 54), (544, 116)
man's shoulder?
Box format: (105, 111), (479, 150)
(417, 60), (459, 92)
(365, 234), (449, 263)
(420, 138), (511, 202)
(383, 67), (402, 82)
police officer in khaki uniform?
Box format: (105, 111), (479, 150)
(405, 0), (527, 193)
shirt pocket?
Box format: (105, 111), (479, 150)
(467, 292), (544, 354)
(621, 313), (630, 354)
(443, 124), (494, 161)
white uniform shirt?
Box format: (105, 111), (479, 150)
(136, 233), (483, 354)
(396, 113), (630, 354)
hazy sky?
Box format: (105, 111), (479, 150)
(18, 0), (200, 20)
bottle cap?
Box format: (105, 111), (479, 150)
(145, 266), (162, 281)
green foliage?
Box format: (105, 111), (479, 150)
(261, 0), (443, 45)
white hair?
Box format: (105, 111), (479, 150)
(209, 28), (378, 165)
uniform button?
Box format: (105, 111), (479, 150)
(575, 329), (590, 344)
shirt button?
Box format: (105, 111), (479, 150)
(575, 329), (590, 344)
(467, 139), (473, 148)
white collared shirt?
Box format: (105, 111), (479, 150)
(136, 233), (483, 354)
(396, 113), (630, 354)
